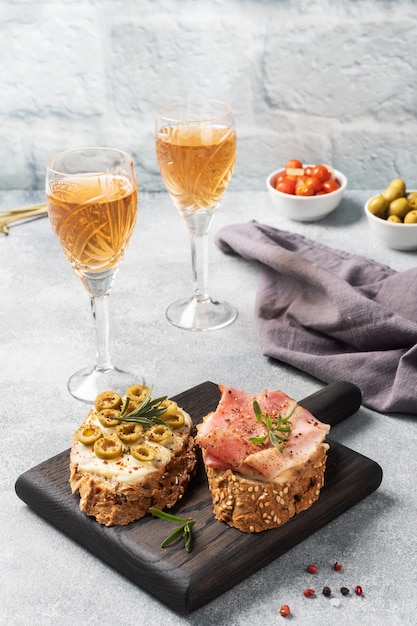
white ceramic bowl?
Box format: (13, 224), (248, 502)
(364, 193), (417, 250)
(266, 167), (347, 222)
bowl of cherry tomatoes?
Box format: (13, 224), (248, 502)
(266, 159), (347, 222)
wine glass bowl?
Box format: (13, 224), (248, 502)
(156, 98), (237, 331)
(46, 147), (141, 402)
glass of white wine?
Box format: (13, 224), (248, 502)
(46, 147), (142, 402)
(156, 98), (237, 331)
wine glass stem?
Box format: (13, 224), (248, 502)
(91, 294), (113, 372)
(190, 231), (210, 302)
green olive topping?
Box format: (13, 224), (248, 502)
(148, 424), (172, 443)
(98, 408), (121, 427)
(94, 391), (123, 413)
(159, 399), (179, 416)
(163, 412), (185, 429)
(76, 424), (103, 445)
(116, 422), (143, 443)
(131, 443), (155, 462)
(126, 384), (150, 400)
(93, 434), (122, 459)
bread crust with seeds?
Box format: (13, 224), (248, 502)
(202, 442), (329, 533)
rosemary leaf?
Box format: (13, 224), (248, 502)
(149, 507), (196, 553)
(115, 389), (170, 427)
(250, 400), (297, 453)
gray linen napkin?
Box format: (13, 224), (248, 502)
(215, 220), (417, 415)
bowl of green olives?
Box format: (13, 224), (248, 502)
(365, 179), (417, 250)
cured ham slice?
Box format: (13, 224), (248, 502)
(196, 384), (331, 533)
(196, 385), (329, 480)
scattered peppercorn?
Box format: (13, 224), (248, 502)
(333, 561), (343, 571)
(340, 587), (350, 596)
(279, 604), (291, 617)
(306, 564), (318, 574)
(303, 588), (315, 597)
(355, 585), (363, 596)
(322, 586), (331, 597)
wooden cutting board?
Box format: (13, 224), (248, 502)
(15, 381), (382, 615)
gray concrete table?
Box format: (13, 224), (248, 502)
(1, 188), (416, 625)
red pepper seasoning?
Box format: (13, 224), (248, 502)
(303, 588), (315, 597)
(279, 604), (291, 617)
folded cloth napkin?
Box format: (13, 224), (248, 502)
(215, 220), (417, 415)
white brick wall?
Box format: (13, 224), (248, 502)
(0, 0), (416, 191)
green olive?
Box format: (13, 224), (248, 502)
(159, 399), (178, 416)
(163, 412), (185, 429)
(116, 422), (143, 443)
(121, 398), (140, 414)
(148, 424), (171, 443)
(367, 194), (388, 218)
(94, 391), (122, 412)
(387, 215), (402, 223)
(131, 443), (155, 462)
(382, 179), (406, 202)
(94, 434), (122, 459)
(126, 384), (150, 400)
(76, 424), (103, 445)
(404, 210), (417, 224)
(98, 408), (121, 427)
(407, 192), (417, 210)
(388, 197), (410, 220)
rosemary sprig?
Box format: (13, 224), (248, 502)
(115, 389), (169, 427)
(250, 400), (296, 452)
(149, 508), (196, 553)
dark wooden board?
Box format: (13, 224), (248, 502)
(15, 381), (382, 615)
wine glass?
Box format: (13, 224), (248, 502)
(155, 98), (237, 331)
(46, 147), (142, 403)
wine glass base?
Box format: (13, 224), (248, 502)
(166, 296), (237, 331)
(68, 364), (145, 404)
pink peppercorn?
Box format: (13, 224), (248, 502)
(355, 585), (363, 596)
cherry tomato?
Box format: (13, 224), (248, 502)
(312, 164), (331, 182)
(304, 166), (314, 176)
(321, 179), (340, 194)
(303, 175), (322, 193)
(285, 158), (303, 170)
(276, 176), (296, 195)
(295, 178), (315, 196)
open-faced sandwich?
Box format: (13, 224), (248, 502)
(195, 385), (330, 533)
(70, 385), (197, 526)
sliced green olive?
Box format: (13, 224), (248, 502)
(126, 384), (150, 400)
(163, 411), (185, 429)
(159, 399), (178, 416)
(121, 398), (140, 414)
(116, 422), (143, 443)
(148, 424), (171, 443)
(93, 434), (122, 459)
(94, 391), (122, 412)
(98, 408), (121, 427)
(131, 443), (155, 462)
(76, 424), (103, 445)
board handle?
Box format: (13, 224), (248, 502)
(300, 381), (362, 427)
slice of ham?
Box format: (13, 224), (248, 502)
(196, 385), (330, 481)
